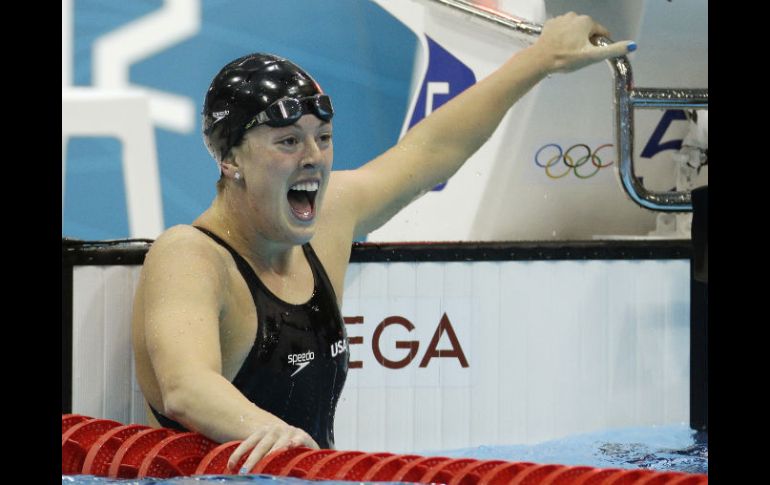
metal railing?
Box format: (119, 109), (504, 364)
(419, 0), (708, 212)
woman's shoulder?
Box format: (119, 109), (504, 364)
(150, 224), (205, 250)
(154, 224), (203, 241)
(145, 224), (226, 269)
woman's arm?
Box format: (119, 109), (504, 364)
(139, 226), (318, 472)
(336, 13), (633, 239)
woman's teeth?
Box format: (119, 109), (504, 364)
(290, 181), (319, 191)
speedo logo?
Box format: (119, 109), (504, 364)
(212, 110), (229, 121)
(288, 350), (315, 377)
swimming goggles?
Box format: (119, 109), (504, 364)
(244, 94), (334, 130)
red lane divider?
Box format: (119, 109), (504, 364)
(137, 432), (218, 478)
(305, 450), (366, 479)
(61, 419), (122, 474)
(479, 461), (537, 484)
(194, 441), (242, 475)
(82, 424), (150, 476)
(423, 458), (477, 484)
(394, 456), (452, 483)
(108, 428), (176, 478)
(251, 446), (312, 474)
(333, 452), (394, 481)
(572, 468), (626, 484)
(449, 459), (510, 485)
(635, 472), (686, 485)
(512, 464), (569, 484)
(360, 453), (422, 481)
(282, 449), (337, 478)
(668, 476), (708, 485)
(62, 415), (708, 483)
(541, 465), (596, 485)
(62, 414), (92, 434)
(605, 469), (657, 485)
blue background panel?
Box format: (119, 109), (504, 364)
(65, 0), (418, 239)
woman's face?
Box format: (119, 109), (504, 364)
(232, 114), (333, 245)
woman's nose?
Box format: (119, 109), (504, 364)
(301, 138), (323, 168)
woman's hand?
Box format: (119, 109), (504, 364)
(227, 422), (320, 474)
(533, 12), (635, 74)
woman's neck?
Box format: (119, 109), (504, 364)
(193, 193), (299, 276)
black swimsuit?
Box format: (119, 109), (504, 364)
(149, 226), (348, 449)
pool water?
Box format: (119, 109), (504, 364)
(62, 423), (707, 484)
(421, 423), (707, 474)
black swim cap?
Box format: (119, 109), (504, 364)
(202, 53), (326, 163)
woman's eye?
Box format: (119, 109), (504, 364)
(279, 137), (298, 147)
(320, 133), (332, 143)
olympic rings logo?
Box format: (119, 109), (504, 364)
(534, 143), (615, 179)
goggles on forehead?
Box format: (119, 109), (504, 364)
(244, 94), (334, 130)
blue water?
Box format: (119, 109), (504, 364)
(421, 423), (707, 474)
(62, 423), (707, 484)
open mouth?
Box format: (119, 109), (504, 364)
(287, 180), (319, 222)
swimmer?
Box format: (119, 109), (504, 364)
(131, 12), (633, 474)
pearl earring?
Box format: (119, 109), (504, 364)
(234, 171), (241, 181)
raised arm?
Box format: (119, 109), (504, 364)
(339, 13), (633, 239)
(137, 226), (318, 472)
